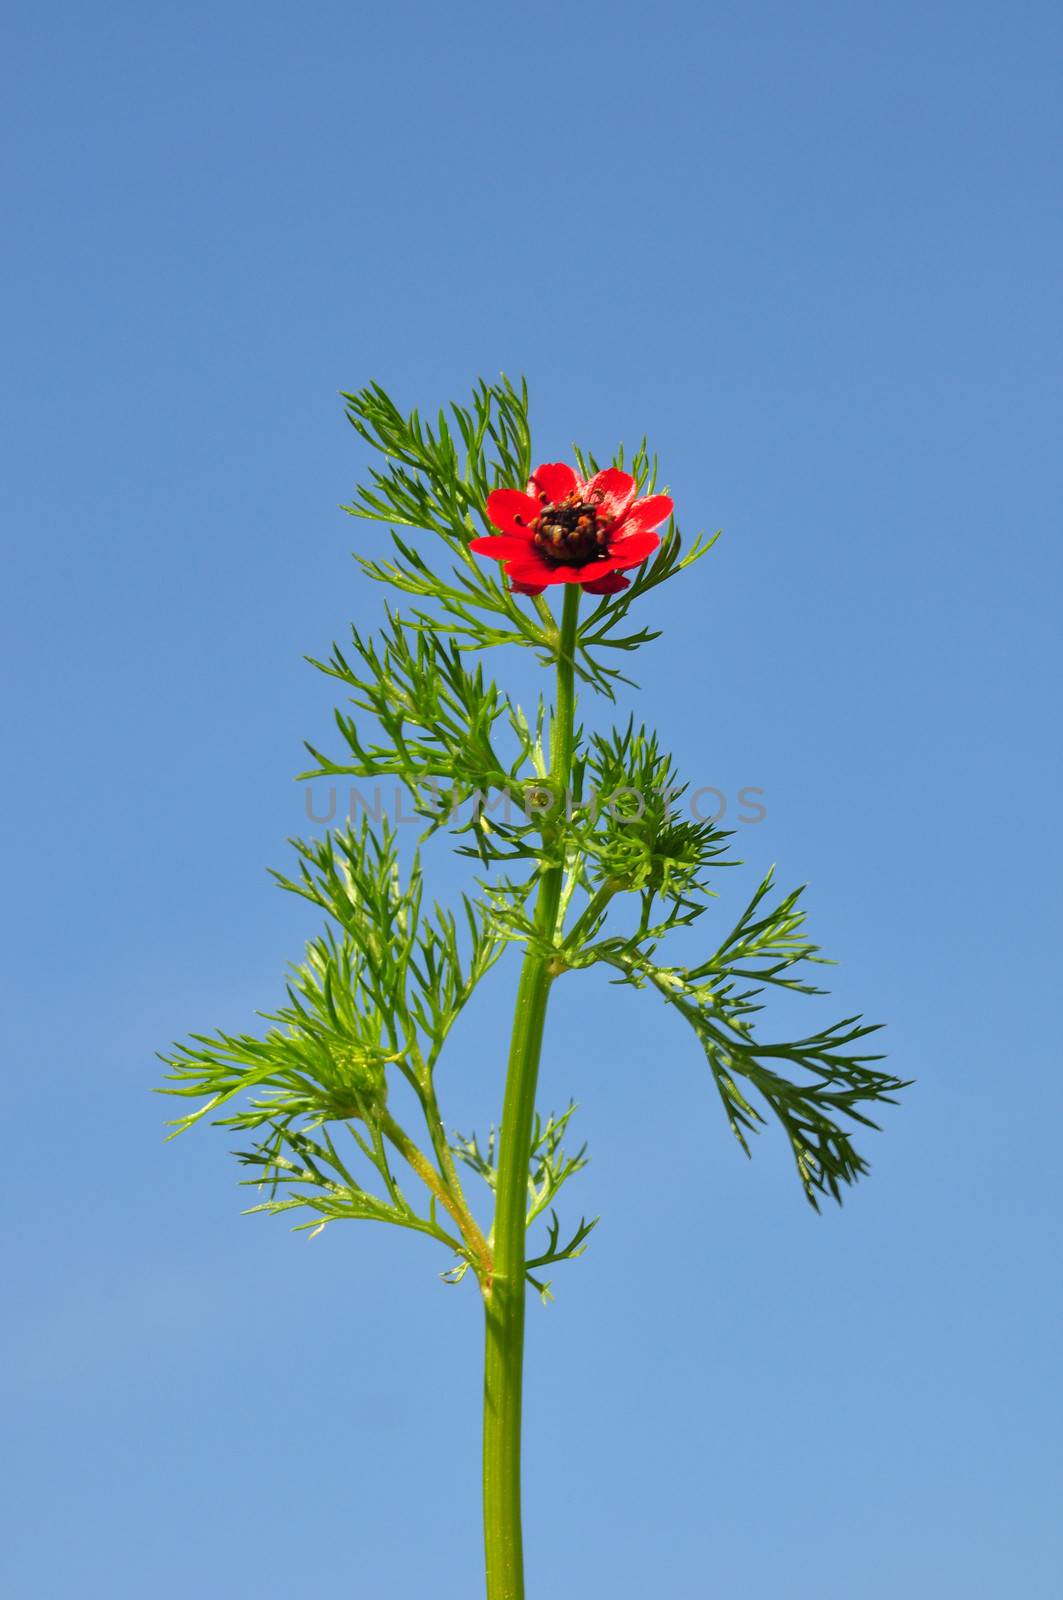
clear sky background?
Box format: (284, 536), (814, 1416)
(3, 3), (1061, 1596)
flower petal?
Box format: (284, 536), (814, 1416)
(581, 571), (631, 594)
(508, 560), (613, 588)
(528, 462), (579, 505)
(504, 557), (560, 587)
(608, 530), (661, 569)
(506, 542), (657, 586)
(513, 558), (619, 584)
(509, 578), (546, 596)
(613, 494), (673, 539)
(469, 535), (536, 561)
(582, 467), (637, 524)
(485, 489), (541, 535)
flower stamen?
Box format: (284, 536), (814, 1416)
(531, 493), (608, 567)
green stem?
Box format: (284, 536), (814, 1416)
(482, 586), (580, 1600)
(381, 1110), (492, 1278)
(413, 1052), (492, 1266)
(562, 880), (621, 953)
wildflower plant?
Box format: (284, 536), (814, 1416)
(159, 378), (906, 1599)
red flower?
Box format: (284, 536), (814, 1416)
(470, 462), (673, 596)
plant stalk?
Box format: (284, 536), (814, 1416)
(381, 1110), (492, 1275)
(481, 585), (580, 1600)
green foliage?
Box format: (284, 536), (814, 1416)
(587, 871), (907, 1207)
(159, 376), (904, 1296)
(341, 378), (544, 653)
(271, 822), (502, 1074)
(159, 823), (501, 1276)
(453, 1104), (598, 1299)
(237, 1124), (460, 1249)
(298, 609), (541, 847)
(161, 925), (395, 1141)
(578, 719), (732, 904)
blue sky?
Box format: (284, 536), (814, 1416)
(3, 2), (1061, 1596)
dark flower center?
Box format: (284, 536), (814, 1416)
(530, 494), (610, 567)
